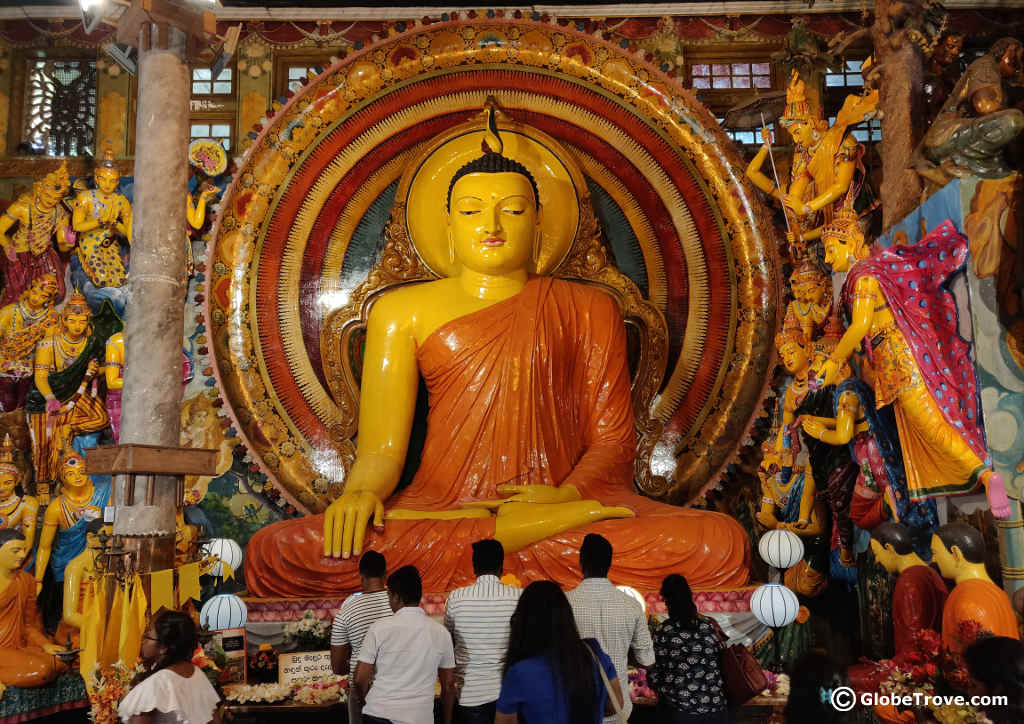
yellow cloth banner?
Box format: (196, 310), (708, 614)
(118, 574), (147, 666)
(100, 578), (125, 666)
(150, 568), (174, 614)
(178, 562), (201, 603)
(80, 577), (105, 693)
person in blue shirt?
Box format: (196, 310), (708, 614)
(496, 580), (623, 724)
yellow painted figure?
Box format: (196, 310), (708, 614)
(72, 148), (132, 288)
(774, 312), (813, 450)
(0, 273), (59, 411)
(756, 439), (827, 537)
(34, 448), (109, 594)
(0, 435), (38, 548)
(185, 185), (220, 279)
(817, 210), (1011, 518)
(785, 260), (831, 346)
(56, 518), (102, 648)
(746, 70), (875, 248)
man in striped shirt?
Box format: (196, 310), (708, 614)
(444, 539), (521, 724)
(331, 550), (392, 724)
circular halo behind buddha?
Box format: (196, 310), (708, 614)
(206, 18), (781, 513)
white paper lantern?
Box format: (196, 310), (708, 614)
(200, 593), (247, 630)
(758, 529), (804, 569)
(749, 583), (799, 628)
(202, 538), (244, 577)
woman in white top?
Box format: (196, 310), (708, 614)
(118, 609), (221, 724)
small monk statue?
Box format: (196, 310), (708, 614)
(0, 434), (38, 550)
(25, 291), (114, 499)
(871, 522), (948, 658)
(245, 110), (751, 596)
(785, 260), (831, 346)
(55, 518), (102, 649)
(931, 522), (1019, 653)
(746, 70), (875, 247)
(915, 37), (1024, 185)
(0, 272), (59, 411)
(34, 447), (110, 594)
(71, 147), (132, 315)
(817, 211), (1011, 519)
(0, 529), (66, 689)
(0, 162), (72, 307)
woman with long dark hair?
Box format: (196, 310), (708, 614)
(118, 609), (221, 724)
(964, 636), (1024, 724)
(648, 574), (728, 723)
(496, 580), (623, 724)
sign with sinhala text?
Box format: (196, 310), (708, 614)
(278, 651), (333, 686)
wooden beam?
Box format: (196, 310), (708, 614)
(116, 0), (216, 47)
(86, 444), (219, 476)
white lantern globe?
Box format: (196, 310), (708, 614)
(749, 583), (799, 628)
(200, 593), (248, 630)
(758, 529), (804, 569)
(202, 537), (244, 578)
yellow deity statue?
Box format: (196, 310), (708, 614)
(755, 438), (827, 537)
(72, 147), (132, 290)
(746, 70), (877, 250)
(0, 162), (72, 307)
(0, 272), (59, 412)
(785, 260), (832, 346)
(817, 210), (1010, 518)
(245, 106), (751, 596)
(34, 447), (110, 594)
(186, 138), (227, 280)
(0, 434), (38, 548)
(26, 290), (110, 498)
(185, 185), (220, 279)
(56, 518), (103, 649)
(774, 311), (814, 449)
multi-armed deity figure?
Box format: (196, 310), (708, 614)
(816, 211), (1010, 519)
(0, 162), (73, 307)
(25, 291), (115, 501)
(72, 147), (132, 315)
(0, 272), (59, 412)
(245, 106), (751, 596)
(746, 70), (876, 252)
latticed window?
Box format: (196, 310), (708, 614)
(190, 122), (231, 151)
(286, 65), (318, 93)
(826, 59), (866, 88)
(192, 67), (232, 96)
(692, 62), (771, 90)
(23, 59), (97, 156)
(717, 118), (773, 146)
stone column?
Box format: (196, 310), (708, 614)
(113, 23), (189, 562)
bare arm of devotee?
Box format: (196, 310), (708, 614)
(495, 713), (517, 724)
(330, 643), (350, 676)
(323, 295), (418, 558)
(127, 714), (154, 724)
(439, 667), (456, 724)
(353, 661), (374, 704)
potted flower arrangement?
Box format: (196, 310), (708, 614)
(248, 643), (279, 684)
(283, 610), (330, 652)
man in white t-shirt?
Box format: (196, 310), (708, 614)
(444, 539), (520, 724)
(331, 550), (392, 724)
(355, 565), (457, 724)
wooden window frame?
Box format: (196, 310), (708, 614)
(273, 52), (334, 99)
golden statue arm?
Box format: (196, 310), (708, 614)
(0, 207), (20, 256)
(186, 187), (220, 231)
(20, 498), (39, 550)
(71, 195), (100, 234)
(755, 474), (780, 528)
(33, 504), (60, 588)
(745, 143), (782, 199)
(104, 336), (123, 391)
(801, 157), (857, 215)
(801, 391), (859, 446)
(118, 203), (132, 244)
(61, 557), (88, 630)
(33, 343), (57, 404)
(821, 277), (874, 386)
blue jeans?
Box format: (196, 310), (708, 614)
(456, 701), (496, 724)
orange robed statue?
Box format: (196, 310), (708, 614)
(245, 107), (750, 596)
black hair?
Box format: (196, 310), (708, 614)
(136, 609), (199, 683)
(935, 522), (987, 564)
(871, 521), (913, 555)
(358, 550), (386, 579)
(0, 529), (25, 548)
(472, 539), (504, 576)
(964, 636), (1024, 724)
(387, 565), (423, 605)
(661, 574), (699, 631)
(505, 581), (600, 724)
(446, 153), (540, 213)
(580, 533), (612, 578)
(786, 650), (855, 724)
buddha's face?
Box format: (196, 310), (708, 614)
(94, 167), (120, 195)
(448, 172), (539, 276)
(60, 452), (87, 487)
(0, 468), (17, 498)
(62, 312), (90, 339)
(779, 341), (809, 375)
(869, 540), (900, 573)
(930, 535), (959, 579)
(0, 539), (27, 570)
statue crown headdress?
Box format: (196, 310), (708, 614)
(775, 308), (807, 351)
(791, 259), (828, 286)
(98, 142), (118, 170)
(0, 434), (19, 476)
(822, 204), (865, 246)
(41, 161), (70, 193)
(62, 288), (91, 317)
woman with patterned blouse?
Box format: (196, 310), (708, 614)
(648, 574), (728, 723)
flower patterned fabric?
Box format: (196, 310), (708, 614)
(648, 617), (726, 716)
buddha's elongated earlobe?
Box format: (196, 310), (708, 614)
(447, 231), (455, 266)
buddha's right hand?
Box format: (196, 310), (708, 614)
(323, 490), (385, 559)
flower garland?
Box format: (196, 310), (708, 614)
(87, 661), (144, 724)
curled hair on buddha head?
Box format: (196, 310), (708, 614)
(358, 550), (386, 579)
(445, 102), (540, 213)
(387, 565), (422, 605)
(0, 528), (25, 549)
(935, 521), (987, 564)
(871, 521), (913, 556)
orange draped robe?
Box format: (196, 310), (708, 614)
(942, 578), (1020, 654)
(246, 278), (750, 596)
(0, 570), (62, 687)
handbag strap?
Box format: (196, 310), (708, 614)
(584, 641), (628, 724)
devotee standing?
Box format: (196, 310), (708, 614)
(648, 574), (727, 723)
(331, 551), (392, 724)
(567, 534), (655, 723)
(444, 539), (520, 724)
(355, 565), (456, 724)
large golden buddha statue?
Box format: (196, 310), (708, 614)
(245, 109), (751, 596)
